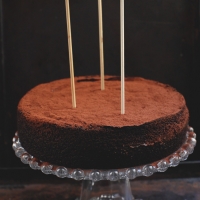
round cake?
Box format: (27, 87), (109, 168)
(17, 76), (189, 169)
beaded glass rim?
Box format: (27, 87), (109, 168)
(12, 126), (196, 182)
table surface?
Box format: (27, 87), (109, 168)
(0, 177), (200, 200)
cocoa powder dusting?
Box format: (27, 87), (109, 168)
(18, 76), (186, 128)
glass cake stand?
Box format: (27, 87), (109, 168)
(12, 126), (196, 200)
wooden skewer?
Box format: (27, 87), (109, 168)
(120, 0), (125, 114)
(65, 0), (76, 108)
(98, 0), (105, 90)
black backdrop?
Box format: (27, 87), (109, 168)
(0, 0), (199, 170)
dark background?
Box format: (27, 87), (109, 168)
(0, 0), (199, 177)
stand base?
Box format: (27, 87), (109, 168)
(79, 179), (141, 200)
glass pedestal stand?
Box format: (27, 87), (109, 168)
(79, 179), (135, 200)
(13, 127), (196, 200)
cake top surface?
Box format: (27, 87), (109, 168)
(18, 76), (187, 128)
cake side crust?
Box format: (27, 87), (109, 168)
(17, 108), (188, 169)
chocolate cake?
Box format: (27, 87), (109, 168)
(17, 76), (189, 169)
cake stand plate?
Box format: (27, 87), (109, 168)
(12, 126), (196, 200)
